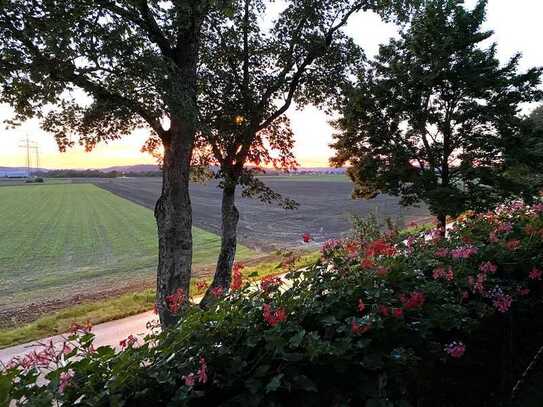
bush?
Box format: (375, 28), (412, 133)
(2, 201), (543, 406)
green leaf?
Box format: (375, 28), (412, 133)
(265, 374), (284, 394)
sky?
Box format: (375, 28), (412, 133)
(0, 0), (542, 170)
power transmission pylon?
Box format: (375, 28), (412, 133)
(18, 135), (38, 177)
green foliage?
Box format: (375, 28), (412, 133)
(331, 0), (543, 224)
(3, 201), (543, 406)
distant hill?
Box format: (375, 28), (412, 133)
(0, 164), (346, 175)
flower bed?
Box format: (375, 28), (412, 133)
(2, 202), (543, 406)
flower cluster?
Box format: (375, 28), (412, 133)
(230, 262), (245, 291)
(262, 304), (287, 327)
(445, 341), (466, 358)
(165, 288), (185, 313)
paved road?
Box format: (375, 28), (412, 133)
(0, 311), (157, 365)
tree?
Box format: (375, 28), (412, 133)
(331, 0), (543, 230)
(189, 0), (420, 304)
(0, 0), (226, 327)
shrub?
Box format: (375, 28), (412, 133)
(2, 201), (543, 406)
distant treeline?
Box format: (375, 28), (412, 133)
(35, 170), (162, 178)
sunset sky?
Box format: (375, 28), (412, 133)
(0, 0), (541, 170)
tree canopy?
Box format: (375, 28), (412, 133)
(331, 0), (543, 228)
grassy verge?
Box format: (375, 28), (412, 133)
(0, 251), (320, 349)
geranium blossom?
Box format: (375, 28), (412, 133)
(197, 356), (208, 384)
(445, 341), (466, 358)
(260, 275), (282, 293)
(392, 307), (403, 318)
(401, 292), (425, 310)
(451, 245), (478, 259)
(119, 335), (137, 349)
(210, 287), (224, 298)
(432, 266), (454, 281)
(365, 239), (396, 257)
(165, 288), (185, 313)
(303, 232), (312, 243)
(59, 370), (75, 393)
(529, 267), (542, 280)
(262, 304), (287, 327)
(479, 261), (497, 274)
(230, 262), (244, 291)
(434, 247), (449, 258)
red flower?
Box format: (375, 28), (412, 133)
(392, 307), (403, 318)
(119, 334), (137, 349)
(260, 275), (283, 293)
(365, 239), (396, 257)
(262, 304), (287, 327)
(357, 299), (366, 313)
(401, 292), (425, 310)
(529, 267), (542, 280)
(361, 257), (375, 269)
(378, 304), (390, 317)
(230, 262), (244, 291)
(303, 232), (312, 243)
(344, 241), (359, 257)
(165, 288), (185, 313)
(351, 319), (370, 335)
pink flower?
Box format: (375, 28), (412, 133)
(479, 261), (497, 274)
(474, 273), (486, 294)
(451, 245), (478, 259)
(434, 248), (449, 258)
(183, 373), (195, 386)
(303, 232), (312, 243)
(445, 341), (465, 358)
(432, 266), (454, 281)
(197, 356), (208, 384)
(529, 267), (542, 280)
(262, 304), (287, 327)
(210, 286), (224, 298)
(517, 287), (530, 296)
(493, 294), (512, 313)
(59, 370), (75, 393)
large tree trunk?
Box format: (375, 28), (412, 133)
(154, 122), (195, 328)
(200, 181), (239, 307)
(437, 213), (447, 234)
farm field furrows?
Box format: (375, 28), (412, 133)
(0, 183), (254, 315)
(92, 176), (432, 250)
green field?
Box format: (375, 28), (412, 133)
(0, 183), (253, 311)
